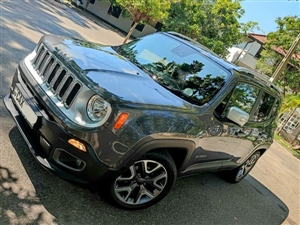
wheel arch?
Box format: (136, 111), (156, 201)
(122, 139), (195, 174)
(237, 145), (269, 166)
(257, 148), (267, 156)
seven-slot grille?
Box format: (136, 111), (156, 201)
(32, 45), (81, 108)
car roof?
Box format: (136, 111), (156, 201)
(235, 67), (283, 98)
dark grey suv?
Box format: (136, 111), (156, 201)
(4, 32), (282, 210)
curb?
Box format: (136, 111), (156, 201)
(44, 0), (68, 10)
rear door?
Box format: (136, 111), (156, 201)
(212, 81), (278, 167)
(182, 80), (279, 173)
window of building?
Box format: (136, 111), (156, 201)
(283, 114), (300, 134)
(254, 48), (263, 59)
(154, 22), (163, 31)
(108, 5), (122, 18)
(131, 22), (145, 32)
(279, 110), (290, 125)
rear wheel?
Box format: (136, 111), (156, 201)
(223, 151), (261, 183)
(110, 151), (177, 210)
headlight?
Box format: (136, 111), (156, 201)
(87, 95), (109, 121)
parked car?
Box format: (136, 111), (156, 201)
(4, 32), (282, 210)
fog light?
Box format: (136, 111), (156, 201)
(75, 159), (82, 167)
(68, 139), (86, 152)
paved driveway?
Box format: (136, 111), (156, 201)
(0, 1), (299, 224)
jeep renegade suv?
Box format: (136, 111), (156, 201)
(4, 32), (282, 210)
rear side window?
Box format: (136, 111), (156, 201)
(251, 92), (276, 122)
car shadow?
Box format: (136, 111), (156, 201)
(3, 126), (289, 225)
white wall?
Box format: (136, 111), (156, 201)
(226, 47), (243, 62)
(247, 42), (261, 57)
(239, 54), (258, 69)
(73, 0), (156, 38)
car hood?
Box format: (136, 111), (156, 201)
(42, 35), (191, 110)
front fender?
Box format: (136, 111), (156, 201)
(118, 136), (196, 171)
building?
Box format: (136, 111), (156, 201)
(227, 33), (300, 145)
(226, 33), (266, 70)
(72, 0), (161, 38)
(278, 108), (300, 145)
(227, 33), (300, 72)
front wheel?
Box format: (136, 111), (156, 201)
(109, 151), (177, 210)
(223, 151), (261, 183)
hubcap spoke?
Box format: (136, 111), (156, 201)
(237, 165), (245, 179)
(249, 155), (257, 165)
(152, 172), (167, 190)
(140, 161), (147, 177)
(145, 163), (163, 174)
(115, 183), (138, 202)
(135, 185), (155, 204)
(244, 165), (252, 174)
(115, 166), (136, 181)
(236, 153), (259, 180)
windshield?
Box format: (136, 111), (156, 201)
(115, 33), (229, 105)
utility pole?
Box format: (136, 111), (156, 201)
(269, 33), (300, 83)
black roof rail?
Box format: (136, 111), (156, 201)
(236, 67), (282, 93)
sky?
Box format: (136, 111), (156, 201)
(239, 0), (300, 34)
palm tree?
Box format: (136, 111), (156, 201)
(276, 93), (300, 134)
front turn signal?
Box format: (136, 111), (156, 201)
(114, 112), (129, 129)
(68, 139), (87, 152)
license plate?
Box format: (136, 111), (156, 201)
(11, 85), (38, 128)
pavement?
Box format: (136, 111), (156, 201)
(0, 1), (299, 224)
(48, 0), (128, 40)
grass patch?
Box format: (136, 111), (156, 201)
(274, 134), (300, 159)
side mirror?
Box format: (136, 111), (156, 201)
(226, 106), (249, 126)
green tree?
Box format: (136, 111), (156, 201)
(256, 16), (300, 95)
(240, 21), (260, 34)
(277, 93), (300, 134)
(163, 0), (247, 56)
(116, 0), (177, 44)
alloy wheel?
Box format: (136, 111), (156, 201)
(236, 152), (260, 181)
(113, 160), (168, 205)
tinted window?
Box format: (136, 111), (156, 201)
(108, 5), (122, 18)
(116, 33), (229, 105)
(227, 83), (259, 114)
(251, 92), (276, 121)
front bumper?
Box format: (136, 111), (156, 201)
(4, 66), (118, 184)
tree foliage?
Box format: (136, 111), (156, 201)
(115, 0), (177, 43)
(256, 16), (300, 95)
(240, 21), (260, 34)
(162, 0), (246, 56)
(280, 93), (300, 114)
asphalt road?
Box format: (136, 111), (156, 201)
(0, 1), (299, 225)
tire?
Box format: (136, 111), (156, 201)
(109, 150), (177, 210)
(222, 151), (261, 183)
